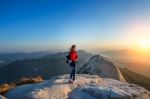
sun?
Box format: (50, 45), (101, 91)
(138, 39), (150, 53)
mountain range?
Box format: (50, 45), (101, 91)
(0, 50), (150, 91)
(0, 52), (51, 67)
(0, 50), (150, 98)
(0, 50), (92, 84)
(100, 49), (150, 78)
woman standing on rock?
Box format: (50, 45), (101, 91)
(66, 45), (78, 83)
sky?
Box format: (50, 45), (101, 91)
(0, 0), (150, 52)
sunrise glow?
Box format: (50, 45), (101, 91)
(136, 39), (150, 55)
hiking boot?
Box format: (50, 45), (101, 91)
(69, 79), (73, 83)
(73, 80), (76, 83)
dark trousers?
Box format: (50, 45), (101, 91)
(70, 62), (76, 81)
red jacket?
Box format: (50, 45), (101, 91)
(69, 50), (78, 62)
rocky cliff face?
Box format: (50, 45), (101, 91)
(4, 74), (150, 99)
(78, 55), (125, 82)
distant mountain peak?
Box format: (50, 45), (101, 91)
(78, 55), (126, 82)
(90, 55), (105, 61)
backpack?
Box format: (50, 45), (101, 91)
(66, 53), (71, 64)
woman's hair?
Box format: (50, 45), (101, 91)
(70, 44), (76, 51)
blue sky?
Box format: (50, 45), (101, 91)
(0, 0), (150, 52)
